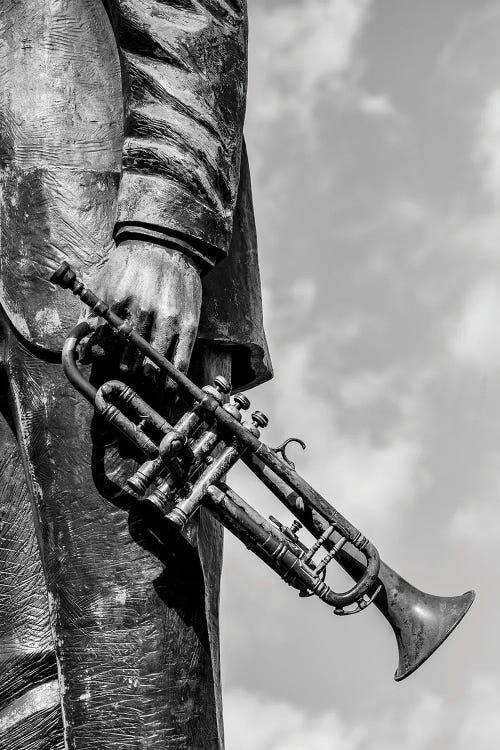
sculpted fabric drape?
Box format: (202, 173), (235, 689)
(106, 0), (248, 266)
(0, 0), (271, 390)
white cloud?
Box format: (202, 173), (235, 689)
(224, 689), (441, 750)
(228, 3), (495, 742)
(248, 0), (395, 126)
(450, 499), (498, 542)
(289, 278), (317, 313)
(476, 89), (500, 203)
(324, 432), (423, 524)
(225, 676), (500, 750)
(271, 290), (409, 519)
(253, 280), (427, 542)
(450, 212), (500, 262)
(449, 453), (500, 542)
(457, 676), (500, 748)
(438, 7), (500, 99)
(358, 92), (396, 118)
(264, 332), (424, 537)
(388, 196), (426, 226)
(338, 368), (396, 408)
(448, 277), (500, 370)
(224, 688), (362, 750)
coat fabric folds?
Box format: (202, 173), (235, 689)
(0, 0), (272, 390)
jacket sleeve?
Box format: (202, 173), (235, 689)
(105, 1), (248, 272)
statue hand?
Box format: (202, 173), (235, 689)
(83, 239), (202, 375)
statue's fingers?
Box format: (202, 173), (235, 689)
(172, 329), (196, 374)
(121, 307), (153, 376)
(77, 312), (103, 364)
(76, 293), (106, 362)
(80, 295), (130, 365)
(149, 317), (176, 359)
(146, 319), (177, 385)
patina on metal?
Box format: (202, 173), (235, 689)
(0, 3), (271, 747)
(53, 262), (476, 680)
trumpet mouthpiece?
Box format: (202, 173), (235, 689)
(50, 261), (76, 289)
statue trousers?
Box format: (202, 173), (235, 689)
(0, 311), (228, 750)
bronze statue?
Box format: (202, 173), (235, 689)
(0, 2), (270, 748)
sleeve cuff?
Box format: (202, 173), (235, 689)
(113, 223), (225, 276)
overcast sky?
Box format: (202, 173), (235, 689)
(220, 2), (500, 748)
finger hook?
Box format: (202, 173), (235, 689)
(273, 437), (306, 470)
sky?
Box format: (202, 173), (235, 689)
(220, 2), (500, 748)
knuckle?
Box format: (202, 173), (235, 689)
(175, 358), (190, 373)
(162, 313), (180, 330)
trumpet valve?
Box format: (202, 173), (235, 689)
(244, 410), (269, 437)
(224, 393), (251, 422)
(269, 516), (308, 553)
(214, 375), (231, 394)
(252, 411), (269, 429)
(233, 393), (250, 410)
(203, 375), (231, 402)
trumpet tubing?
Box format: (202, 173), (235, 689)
(50, 262), (475, 681)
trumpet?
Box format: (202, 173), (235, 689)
(51, 261), (475, 681)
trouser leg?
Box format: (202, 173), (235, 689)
(0, 340), (61, 747)
(2, 316), (229, 750)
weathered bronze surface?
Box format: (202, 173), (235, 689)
(0, 309), (233, 748)
(0, 2), (271, 747)
(54, 265), (475, 682)
(0, 0), (271, 389)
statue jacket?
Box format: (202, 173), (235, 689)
(0, 0), (271, 390)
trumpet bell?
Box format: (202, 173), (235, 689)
(375, 562), (475, 681)
(334, 548), (474, 680)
